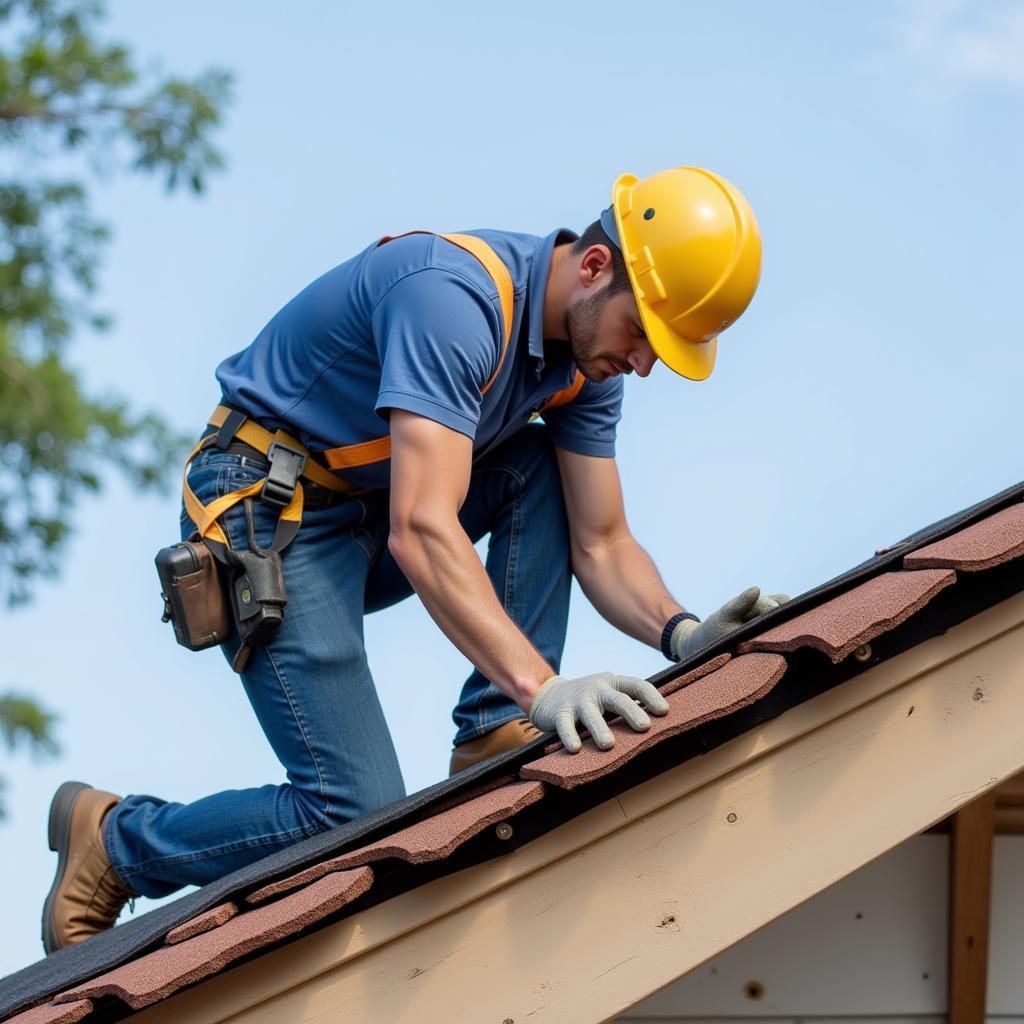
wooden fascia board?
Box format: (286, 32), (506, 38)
(132, 592), (1024, 1024)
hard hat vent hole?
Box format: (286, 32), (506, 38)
(643, 207), (656, 220)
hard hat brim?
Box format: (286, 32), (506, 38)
(643, 314), (718, 381)
(611, 172), (718, 381)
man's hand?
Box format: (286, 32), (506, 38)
(670, 586), (790, 662)
(528, 672), (670, 754)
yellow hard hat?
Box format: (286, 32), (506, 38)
(599, 166), (762, 381)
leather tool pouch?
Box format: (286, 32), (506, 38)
(155, 539), (231, 651)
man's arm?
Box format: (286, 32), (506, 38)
(387, 410), (553, 712)
(555, 447), (686, 649)
(556, 447), (791, 662)
(387, 411), (670, 751)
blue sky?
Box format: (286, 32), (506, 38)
(2, 0), (1022, 976)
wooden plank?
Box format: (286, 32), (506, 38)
(948, 790), (996, 1024)
(925, 767), (1024, 833)
(130, 592), (1024, 1024)
(995, 806), (1024, 834)
(995, 768), (1024, 806)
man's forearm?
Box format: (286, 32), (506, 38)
(388, 517), (553, 711)
(572, 532), (685, 649)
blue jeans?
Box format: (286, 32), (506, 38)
(105, 424), (571, 898)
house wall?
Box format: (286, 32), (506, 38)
(617, 835), (1023, 1023)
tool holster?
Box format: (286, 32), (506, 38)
(156, 406), (355, 673)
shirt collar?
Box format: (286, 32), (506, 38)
(527, 227), (578, 364)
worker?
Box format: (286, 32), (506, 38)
(42, 166), (788, 953)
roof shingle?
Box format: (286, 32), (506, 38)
(903, 502), (1024, 572)
(52, 868), (373, 1011)
(520, 654), (787, 790)
(164, 903), (238, 945)
(245, 780), (544, 905)
(736, 569), (956, 663)
(5, 1001), (93, 1024)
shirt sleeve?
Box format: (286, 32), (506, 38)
(542, 375), (624, 457)
(371, 268), (503, 439)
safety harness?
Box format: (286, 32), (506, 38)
(177, 232), (587, 672)
(183, 231), (584, 560)
(165, 231), (585, 670)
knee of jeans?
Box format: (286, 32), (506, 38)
(288, 781), (363, 835)
(286, 784), (334, 835)
(290, 777), (401, 834)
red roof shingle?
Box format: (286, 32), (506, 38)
(520, 654), (787, 790)
(736, 569), (956, 662)
(165, 902), (238, 945)
(5, 1001), (93, 1024)
(245, 780), (545, 905)
(903, 502), (1024, 572)
(53, 869), (374, 1010)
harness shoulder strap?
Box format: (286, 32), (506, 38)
(374, 230), (514, 389)
(323, 230), (516, 472)
(541, 370), (586, 412)
(434, 233), (514, 387)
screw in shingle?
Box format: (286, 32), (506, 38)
(495, 822), (514, 841)
(853, 643), (873, 663)
(726, 812), (738, 824)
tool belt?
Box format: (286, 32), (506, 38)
(156, 405), (358, 672)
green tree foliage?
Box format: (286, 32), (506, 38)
(0, 693), (58, 819)
(0, 0), (232, 812)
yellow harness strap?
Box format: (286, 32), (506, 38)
(541, 370), (586, 410)
(182, 434), (299, 549)
(204, 409), (353, 493)
(183, 411), (356, 548)
(323, 231), (515, 471)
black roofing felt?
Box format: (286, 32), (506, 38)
(2, 478), (1023, 1020)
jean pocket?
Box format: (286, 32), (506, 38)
(181, 462), (221, 527)
(226, 463), (269, 487)
(181, 458), (265, 527)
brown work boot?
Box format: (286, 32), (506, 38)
(42, 781), (138, 954)
(449, 718), (545, 776)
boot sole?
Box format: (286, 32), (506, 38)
(42, 780), (90, 955)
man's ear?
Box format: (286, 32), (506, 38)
(578, 244), (614, 287)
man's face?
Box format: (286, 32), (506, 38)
(565, 282), (658, 383)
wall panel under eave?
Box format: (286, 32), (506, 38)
(618, 835), (1024, 1021)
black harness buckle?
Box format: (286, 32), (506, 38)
(261, 441), (307, 511)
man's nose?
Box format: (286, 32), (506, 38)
(627, 343), (657, 378)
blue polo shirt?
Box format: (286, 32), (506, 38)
(215, 228), (624, 490)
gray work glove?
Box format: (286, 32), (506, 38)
(528, 672), (670, 754)
(670, 586), (790, 662)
